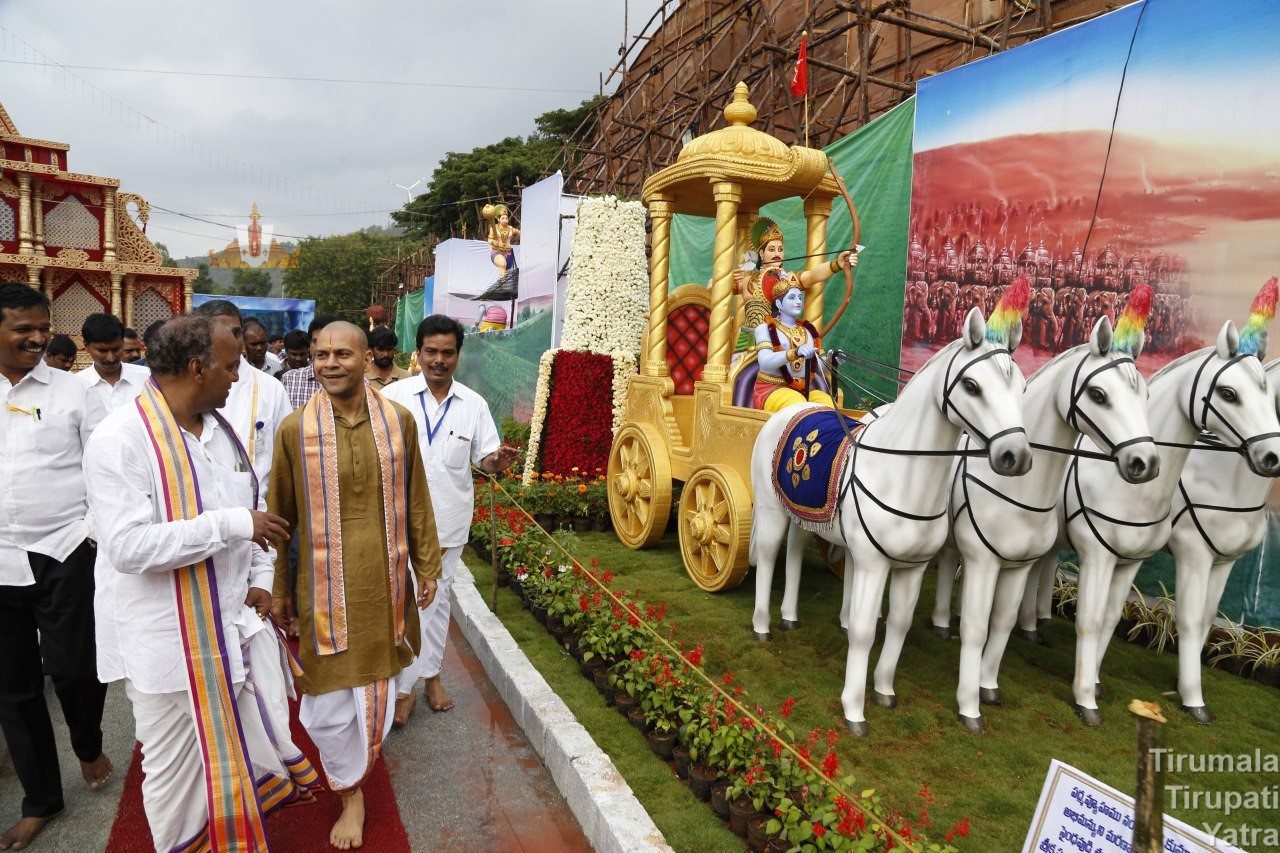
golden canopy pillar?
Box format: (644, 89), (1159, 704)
(610, 82), (842, 593)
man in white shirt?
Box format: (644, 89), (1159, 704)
(75, 313), (149, 413)
(120, 327), (143, 364)
(86, 315), (314, 852)
(0, 283), (112, 851)
(242, 316), (283, 379)
(382, 314), (519, 723)
(193, 302), (292, 498)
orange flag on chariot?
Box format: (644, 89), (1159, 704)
(790, 36), (809, 96)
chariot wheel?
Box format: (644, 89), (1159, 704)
(608, 422), (672, 548)
(678, 466), (751, 592)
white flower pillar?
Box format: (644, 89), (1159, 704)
(525, 196), (648, 484)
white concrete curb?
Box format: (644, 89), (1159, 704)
(452, 561), (673, 853)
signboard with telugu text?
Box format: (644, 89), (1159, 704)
(1023, 760), (1244, 853)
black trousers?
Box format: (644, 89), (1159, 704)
(0, 540), (108, 818)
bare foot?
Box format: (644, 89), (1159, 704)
(392, 691), (416, 728)
(0, 813), (62, 850)
(424, 676), (454, 712)
(330, 789), (364, 850)
(80, 753), (113, 791)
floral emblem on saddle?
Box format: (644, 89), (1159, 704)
(771, 408), (862, 529)
(787, 428), (823, 488)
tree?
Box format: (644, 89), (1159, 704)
(153, 242), (179, 268)
(391, 97), (602, 242)
(192, 261), (216, 294)
(229, 267), (273, 298)
(283, 229), (409, 315)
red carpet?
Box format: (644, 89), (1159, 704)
(105, 699), (411, 852)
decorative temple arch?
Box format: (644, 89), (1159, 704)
(132, 284), (178, 333)
(0, 99), (197, 330)
(52, 272), (110, 339)
(45, 195), (101, 250)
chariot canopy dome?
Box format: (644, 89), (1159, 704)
(641, 82), (838, 217)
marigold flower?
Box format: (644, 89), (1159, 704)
(578, 484), (588, 494)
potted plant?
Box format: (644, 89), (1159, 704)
(587, 472), (611, 531)
(640, 651), (693, 758)
(580, 592), (649, 668)
(1128, 582), (1178, 655)
(1206, 623), (1253, 677)
(1247, 628), (1280, 688)
(1115, 585), (1147, 642)
(726, 760), (775, 838)
(765, 794), (808, 851)
(1053, 565), (1079, 621)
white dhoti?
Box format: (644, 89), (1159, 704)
(299, 679), (394, 794)
(127, 625), (318, 852)
(395, 544), (462, 696)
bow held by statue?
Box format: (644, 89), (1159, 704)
(817, 157), (859, 338)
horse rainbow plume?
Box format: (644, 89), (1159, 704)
(1238, 276), (1278, 357)
(1113, 283), (1154, 355)
(985, 275), (1030, 346)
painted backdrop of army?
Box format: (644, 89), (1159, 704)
(902, 202), (1197, 361)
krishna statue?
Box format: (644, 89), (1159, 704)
(735, 217), (856, 411)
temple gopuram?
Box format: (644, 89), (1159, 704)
(208, 203), (299, 269)
(0, 102), (195, 358)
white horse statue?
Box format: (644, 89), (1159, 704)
(750, 304), (1032, 736)
(1166, 281), (1280, 724)
(1016, 318), (1280, 726)
(929, 304), (1160, 733)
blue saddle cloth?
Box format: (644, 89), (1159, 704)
(771, 408), (863, 527)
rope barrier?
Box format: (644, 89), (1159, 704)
(472, 465), (925, 851)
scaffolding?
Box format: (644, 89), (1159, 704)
(564, 0), (1118, 197)
(369, 239), (438, 316)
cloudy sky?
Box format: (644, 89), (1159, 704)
(1, 0), (664, 259)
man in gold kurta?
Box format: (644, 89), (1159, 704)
(270, 321), (441, 850)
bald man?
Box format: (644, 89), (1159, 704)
(269, 322), (442, 849)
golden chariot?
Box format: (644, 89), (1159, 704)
(607, 82), (850, 592)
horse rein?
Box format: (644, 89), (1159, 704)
(1063, 351), (1269, 560)
(951, 351), (1145, 563)
(1187, 354), (1280, 453)
(830, 343), (1023, 564)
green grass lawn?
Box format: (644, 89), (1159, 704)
(465, 531), (1280, 852)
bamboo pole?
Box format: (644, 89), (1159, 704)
(489, 474), (499, 613)
(1128, 699), (1167, 853)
